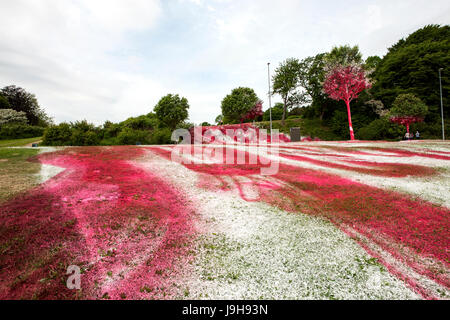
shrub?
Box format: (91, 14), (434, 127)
(262, 103), (284, 121)
(42, 123), (72, 146)
(116, 128), (151, 145)
(357, 118), (403, 141)
(0, 109), (28, 125)
(70, 130), (100, 146)
(150, 128), (173, 145)
(0, 124), (45, 139)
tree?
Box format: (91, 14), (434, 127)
(389, 94), (428, 137)
(0, 85), (51, 126)
(221, 87), (259, 124)
(299, 47), (364, 121)
(323, 64), (372, 140)
(215, 114), (223, 125)
(154, 94), (189, 130)
(0, 95), (10, 109)
(241, 100), (263, 122)
(0, 109), (28, 126)
(272, 58), (307, 125)
(325, 45), (363, 67)
(372, 25), (450, 120)
(364, 56), (382, 72)
(200, 122), (211, 127)
(263, 103), (284, 121)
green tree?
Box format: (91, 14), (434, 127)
(0, 85), (51, 126)
(154, 94), (189, 130)
(272, 58), (308, 125)
(299, 53), (337, 120)
(372, 25), (450, 120)
(221, 87), (259, 123)
(263, 103), (284, 121)
(325, 45), (363, 67)
(365, 56), (382, 72)
(0, 95), (10, 109)
(389, 94), (428, 137)
(215, 114), (223, 125)
(389, 94), (428, 118)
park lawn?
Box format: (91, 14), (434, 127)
(0, 137), (43, 147)
(0, 148), (41, 204)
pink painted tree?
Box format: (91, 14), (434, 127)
(241, 100), (263, 123)
(390, 116), (424, 138)
(323, 64), (371, 140)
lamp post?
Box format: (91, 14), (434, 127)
(439, 68), (445, 140)
(267, 62), (273, 136)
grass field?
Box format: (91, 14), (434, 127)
(0, 148), (41, 204)
(0, 141), (448, 300)
(0, 137), (42, 147)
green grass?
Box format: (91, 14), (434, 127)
(0, 148), (41, 203)
(0, 137), (43, 147)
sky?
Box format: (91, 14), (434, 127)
(0, 0), (449, 125)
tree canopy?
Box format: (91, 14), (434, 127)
(389, 94), (428, 118)
(0, 85), (51, 126)
(372, 25), (449, 120)
(0, 95), (10, 110)
(154, 94), (190, 130)
(221, 87), (259, 123)
(272, 58), (308, 125)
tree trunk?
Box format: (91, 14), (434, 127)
(319, 110), (325, 121)
(345, 100), (355, 141)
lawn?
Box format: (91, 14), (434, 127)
(0, 148), (41, 204)
(0, 141), (448, 300)
(0, 137), (42, 147)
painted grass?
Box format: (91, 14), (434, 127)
(0, 142), (448, 300)
(0, 148), (41, 204)
(148, 141), (450, 299)
(0, 137), (42, 147)
(0, 147), (195, 300)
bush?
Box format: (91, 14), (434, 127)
(120, 114), (158, 130)
(150, 128), (173, 145)
(42, 121), (101, 146)
(357, 118), (403, 141)
(262, 103), (284, 121)
(42, 123), (72, 146)
(0, 124), (45, 139)
(116, 128), (151, 145)
(70, 130), (100, 146)
(0, 109), (28, 125)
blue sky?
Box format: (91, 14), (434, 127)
(0, 0), (449, 125)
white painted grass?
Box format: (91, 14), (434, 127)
(134, 150), (419, 300)
(239, 142), (450, 208)
(35, 147), (65, 184)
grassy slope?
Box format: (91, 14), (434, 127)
(253, 118), (342, 141)
(0, 137), (43, 147)
(0, 148), (41, 203)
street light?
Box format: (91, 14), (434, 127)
(439, 68), (445, 140)
(267, 62), (273, 136)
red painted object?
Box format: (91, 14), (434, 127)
(0, 147), (195, 299)
(323, 64), (371, 141)
(188, 123), (291, 144)
(390, 116), (424, 139)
